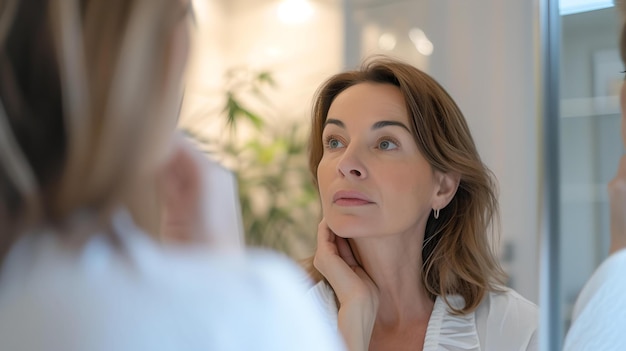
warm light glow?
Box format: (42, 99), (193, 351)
(409, 28), (424, 43)
(277, 0), (314, 24)
(416, 40), (433, 56)
(409, 27), (433, 56)
(378, 33), (397, 51)
(191, 0), (209, 23)
(264, 46), (284, 58)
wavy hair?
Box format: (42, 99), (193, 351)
(307, 56), (506, 314)
(0, 0), (190, 260)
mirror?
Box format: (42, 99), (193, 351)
(557, 4), (621, 347)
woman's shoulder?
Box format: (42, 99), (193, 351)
(307, 279), (339, 331)
(0, 210), (306, 294)
(479, 287), (539, 321)
(0, 213), (344, 351)
(425, 287), (537, 351)
(563, 249), (626, 350)
(571, 248), (626, 319)
(308, 279), (335, 303)
(474, 288), (538, 350)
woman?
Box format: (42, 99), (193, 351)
(0, 0), (344, 350)
(563, 1), (626, 349)
(307, 57), (538, 350)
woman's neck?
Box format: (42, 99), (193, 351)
(349, 234), (434, 327)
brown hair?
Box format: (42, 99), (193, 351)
(307, 56), (506, 314)
(0, 0), (190, 260)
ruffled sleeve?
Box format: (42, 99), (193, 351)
(423, 296), (481, 351)
(424, 290), (537, 351)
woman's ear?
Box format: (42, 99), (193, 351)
(433, 171), (461, 210)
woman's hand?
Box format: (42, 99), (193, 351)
(157, 135), (202, 243)
(122, 135), (201, 242)
(313, 218), (378, 351)
(157, 134), (242, 249)
(608, 155), (626, 254)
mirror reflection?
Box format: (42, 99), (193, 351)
(182, 0), (541, 304)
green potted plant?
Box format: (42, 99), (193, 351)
(183, 68), (319, 258)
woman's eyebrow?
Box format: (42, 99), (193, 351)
(324, 118), (345, 128)
(372, 120), (410, 132)
(323, 119), (410, 132)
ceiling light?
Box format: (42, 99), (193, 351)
(277, 0), (314, 24)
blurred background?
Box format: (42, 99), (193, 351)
(177, 0), (622, 349)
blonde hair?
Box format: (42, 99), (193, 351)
(0, 0), (189, 259)
(307, 56), (506, 314)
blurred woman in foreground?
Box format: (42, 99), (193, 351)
(0, 1), (344, 350)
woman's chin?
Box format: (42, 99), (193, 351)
(327, 220), (376, 239)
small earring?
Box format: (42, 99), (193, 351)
(434, 208), (440, 219)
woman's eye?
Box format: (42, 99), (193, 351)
(327, 138), (344, 149)
(379, 139), (398, 150)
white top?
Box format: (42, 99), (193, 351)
(563, 248), (626, 351)
(308, 280), (538, 351)
(0, 210), (346, 351)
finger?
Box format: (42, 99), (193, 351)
(160, 148), (200, 210)
(316, 218), (335, 247)
(621, 114), (626, 148)
(618, 155), (626, 176)
(608, 155), (626, 254)
(609, 156), (626, 194)
(336, 236), (359, 267)
(314, 219), (339, 272)
(157, 138), (204, 243)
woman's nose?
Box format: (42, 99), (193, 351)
(337, 146), (367, 179)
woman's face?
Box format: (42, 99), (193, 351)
(317, 83), (440, 239)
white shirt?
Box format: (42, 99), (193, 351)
(308, 280), (538, 351)
(563, 248), (626, 351)
(0, 210), (346, 351)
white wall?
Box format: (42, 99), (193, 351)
(182, 0), (226, 132)
(429, 0), (540, 304)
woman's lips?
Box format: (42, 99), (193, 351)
(332, 190), (373, 206)
(334, 198), (372, 206)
